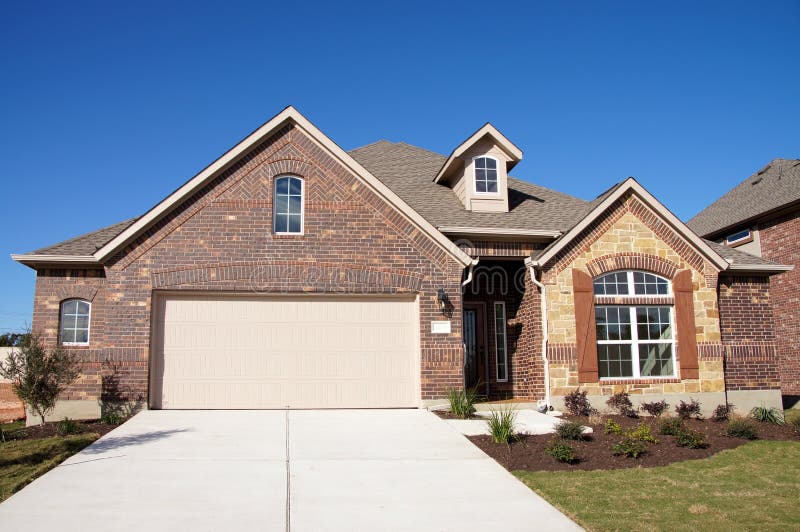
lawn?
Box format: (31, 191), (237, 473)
(0, 422), (100, 502)
(515, 441), (800, 532)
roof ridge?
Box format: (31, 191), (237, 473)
(348, 139), (395, 153)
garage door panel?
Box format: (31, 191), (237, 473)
(154, 296), (418, 409)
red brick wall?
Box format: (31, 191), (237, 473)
(758, 209), (800, 394)
(718, 275), (781, 391)
(31, 124), (466, 404)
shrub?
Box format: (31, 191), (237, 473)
(555, 420), (587, 441)
(640, 400), (669, 418)
(447, 387), (479, 419)
(725, 418), (758, 440)
(545, 439), (578, 463)
(711, 403), (735, 422)
(787, 413), (800, 435)
(675, 428), (708, 448)
(604, 418), (622, 435)
(612, 437), (648, 458)
(101, 411), (124, 425)
(563, 389), (596, 417)
(487, 408), (517, 444)
(749, 404), (784, 425)
(627, 422), (658, 444)
(658, 417), (685, 436)
(607, 392), (638, 418)
(56, 417), (80, 436)
(675, 399), (703, 420)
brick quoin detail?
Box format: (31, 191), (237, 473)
(586, 252), (680, 280)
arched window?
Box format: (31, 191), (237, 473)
(593, 271), (674, 378)
(60, 299), (91, 345)
(473, 156), (498, 193)
(274, 176), (304, 234)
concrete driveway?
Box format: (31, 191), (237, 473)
(0, 409), (579, 531)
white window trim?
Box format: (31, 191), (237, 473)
(596, 305), (677, 380)
(494, 301), (509, 382)
(60, 299), (91, 346)
(594, 271), (672, 297)
(273, 175), (305, 235)
(472, 155), (501, 196)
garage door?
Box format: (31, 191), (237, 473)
(151, 295), (419, 409)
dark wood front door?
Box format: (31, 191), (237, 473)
(463, 304), (486, 391)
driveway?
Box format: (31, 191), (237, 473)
(0, 409), (579, 531)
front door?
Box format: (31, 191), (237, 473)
(462, 304), (486, 391)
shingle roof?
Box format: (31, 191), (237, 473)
(349, 140), (592, 232)
(27, 218), (139, 256)
(688, 158), (800, 237)
(702, 239), (783, 267)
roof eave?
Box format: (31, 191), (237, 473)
(11, 254), (101, 269)
(438, 226), (561, 239)
(723, 263), (794, 274)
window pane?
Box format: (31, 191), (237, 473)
(73, 330), (89, 344)
(74, 316), (89, 330)
(288, 215), (302, 234)
(288, 178), (302, 196)
(639, 343), (674, 376)
(476, 180), (487, 193)
(275, 216), (288, 233)
(595, 306), (631, 341)
(275, 196), (288, 215)
(636, 306), (672, 340)
(276, 178), (289, 195)
(633, 272), (669, 295)
(598, 344), (633, 378)
(62, 300), (77, 314)
(485, 158), (497, 170)
(76, 301), (90, 314)
(593, 272), (629, 295)
(289, 196), (302, 215)
(495, 303), (508, 380)
(486, 180), (498, 193)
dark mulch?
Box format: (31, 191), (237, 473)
(2, 420), (119, 442)
(469, 414), (800, 472)
(433, 410), (484, 420)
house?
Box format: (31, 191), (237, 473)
(11, 107), (791, 421)
(689, 159), (800, 401)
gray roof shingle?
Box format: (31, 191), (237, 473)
(688, 158), (800, 237)
(702, 239), (783, 267)
(27, 218), (139, 256)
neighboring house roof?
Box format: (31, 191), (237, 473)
(688, 158), (800, 237)
(349, 141), (592, 234)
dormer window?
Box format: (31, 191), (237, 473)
(474, 156), (498, 193)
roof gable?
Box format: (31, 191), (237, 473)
(433, 123), (523, 184)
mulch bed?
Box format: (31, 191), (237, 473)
(2, 419), (118, 442)
(469, 414), (800, 472)
(433, 410), (485, 420)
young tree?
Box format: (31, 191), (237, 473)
(0, 334), (81, 426)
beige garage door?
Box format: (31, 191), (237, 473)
(151, 295), (419, 409)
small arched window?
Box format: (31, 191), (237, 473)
(274, 176), (304, 234)
(473, 156), (498, 193)
(60, 299), (91, 345)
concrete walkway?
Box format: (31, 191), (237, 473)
(0, 409), (579, 531)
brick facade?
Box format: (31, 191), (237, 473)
(31, 124), (467, 405)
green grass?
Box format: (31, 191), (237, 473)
(0, 433), (98, 502)
(515, 441), (800, 532)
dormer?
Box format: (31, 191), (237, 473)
(433, 124), (523, 213)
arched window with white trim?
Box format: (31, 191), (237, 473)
(60, 299), (91, 346)
(273, 176), (304, 234)
(473, 156), (498, 193)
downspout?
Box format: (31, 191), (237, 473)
(525, 257), (551, 410)
(461, 258), (479, 287)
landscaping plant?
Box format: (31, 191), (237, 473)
(544, 439), (578, 463)
(611, 436), (648, 458)
(711, 402), (735, 422)
(0, 334), (81, 426)
(675, 399), (703, 420)
(627, 422), (658, 444)
(607, 391), (638, 418)
(604, 418), (622, 435)
(749, 404), (784, 425)
(447, 387), (479, 419)
(658, 417), (685, 436)
(788, 413), (800, 435)
(56, 417), (80, 436)
(563, 388), (596, 417)
(725, 418), (758, 440)
(640, 400), (669, 418)
(555, 420), (588, 441)
(675, 428), (708, 449)
(487, 408), (517, 444)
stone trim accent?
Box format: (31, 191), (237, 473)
(55, 285), (99, 302)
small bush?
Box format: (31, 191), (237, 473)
(658, 417), (685, 436)
(627, 422), (658, 444)
(640, 400), (669, 418)
(612, 437), (648, 458)
(555, 420), (587, 441)
(749, 404), (784, 425)
(447, 387), (479, 419)
(487, 408), (517, 444)
(675, 399), (703, 420)
(101, 411), (124, 425)
(545, 439), (578, 463)
(56, 417), (80, 436)
(563, 389), (596, 417)
(711, 403), (735, 422)
(607, 392), (638, 418)
(675, 428), (708, 448)
(604, 418), (622, 435)
(787, 414), (800, 435)
(725, 418), (758, 440)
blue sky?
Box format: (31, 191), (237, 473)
(0, 1), (798, 333)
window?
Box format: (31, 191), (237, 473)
(593, 271), (675, 379)
(494, 302), (508, 381)
(274, 176), (304, 234)
(60, 299), (91, 345)
(474, 156), (498, 193)
(725, 229), (751, 245)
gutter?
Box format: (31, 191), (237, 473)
(10, 254), (101, 268)
(461, 258), (479, 287)
(524, 256), (551, 410)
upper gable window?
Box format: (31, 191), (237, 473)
(725, 229), (751, 246)
(474, 156), (498, 194)
(594, 271), (670, 296)
(274, 176), (304, 234)
(60, 299), (91, 346)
